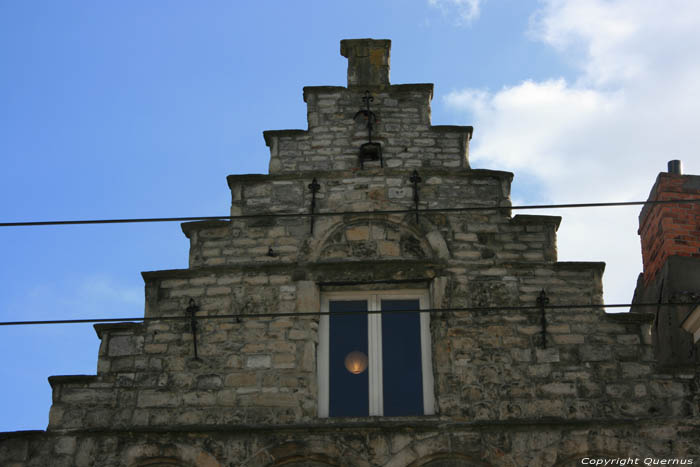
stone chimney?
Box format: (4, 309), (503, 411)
(340, 39), (391, 88)
(632, 160), (700, 367)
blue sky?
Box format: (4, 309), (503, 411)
(1, 0), (699, 431)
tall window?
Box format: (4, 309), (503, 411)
(317, 290), (435, 417)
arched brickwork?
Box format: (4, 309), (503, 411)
(124, 443), (221, 467)
(310, 215), (447, 262)
(409, 454), (493, 467)
(269, 455), (338, 466)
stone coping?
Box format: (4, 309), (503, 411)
(48, 375), (99, 389)
(140, 260), (605, 282)
(262, 123), (471, 147)
(7, 416), (692, 438)
(431, 125), (473, 139)
(141, 259), (446, 282)
(262, 129), (307, 147)
(179, 208), (551, 238)
(512, 214), (562, 230)
(181, 220), (230, 238)
(226, 167), (514, 186)
(301, 83), (435, 102)
(606, 312), (655, 323)
(93, 322), (144, 339)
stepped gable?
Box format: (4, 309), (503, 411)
(264, 39), (472, 174)
(1, 39), (697, 467)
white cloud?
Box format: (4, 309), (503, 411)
(428, 0), (481, 25)
(531, 0), (700, 87)
(444, 0), (700, 306)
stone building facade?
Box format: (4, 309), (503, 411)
(1, 39), (698, 467)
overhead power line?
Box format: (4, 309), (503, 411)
(1, 198), (698, 228)
(0, 302), (686, 327)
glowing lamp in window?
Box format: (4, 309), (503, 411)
(344, 350), (368, 374)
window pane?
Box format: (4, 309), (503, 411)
(381, 299), (423, 416)
(329, 300), (369, 417)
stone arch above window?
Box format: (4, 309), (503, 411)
(407, 452), (493, 467)
(136, 459), (186, 467)
(418, 461), (486, 467)
(268, 453), (339, 466)
(270, 460), (337, 467)
(125, 443), (220, 467)
(313, 217), (435, 261)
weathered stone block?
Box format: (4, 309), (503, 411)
(535, 348), (560, 363)
(246, 355), (271, 369)
(137, 390), (179, 408)
(108, 335), (144, 357)
(580, 345), (610, 362)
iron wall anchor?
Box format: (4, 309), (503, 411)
(186, 298), (200, 359)
(354, 90), (383, 168)
(537, 290), (549, 349)
(308, 178), (320, 234)
(410, 170), (422, 222)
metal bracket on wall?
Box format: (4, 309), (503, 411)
(410, 170), (422, 222)
(186, 298), (200, 359)
(537, 290), (549, 349)
(308, 177), (321, 234)
(354, 90), (383, 169)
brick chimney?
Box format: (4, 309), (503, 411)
(340, 39), (391, 88)
(637, 160), (700, 284)
(632, 160), (700, 366)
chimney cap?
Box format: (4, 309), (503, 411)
(668, 160), (683, 175)
(340, 39), (391, 88)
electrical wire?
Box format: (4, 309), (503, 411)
(0, 302), (684, 327)
(1, 198), (698, 228)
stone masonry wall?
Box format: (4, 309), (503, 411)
(185, 169), (562, 268)
(45, 259), (699, 434)
(265, 86), (472, 173)
(2, 419), (698, 467)
(2, 38), (698, 467)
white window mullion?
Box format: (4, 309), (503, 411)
(368, 294), (383, 416)
(419, 293), (435, 415)
(318, 297), (330, 418)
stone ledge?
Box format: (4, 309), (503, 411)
(181, 220), (230, 239)
(301, 84), (434, 102)
(389, 83), (434, 97)
(0, 430), (45, 440)
(48, 375), (99, 389)
(302, 86), (347, 102)
(512, 215), (562, 231)
(93, 322), (143, 339)
(226, 168), (514, 185)
(430, 125), (474, 140)
(141, 261), (604, 283)
(550, 261), (606, 272)
(23, 415), (693, 437)
(606, 312), (655, 323)
(262, 129), (308, 147)
(142, 260), (445, 283)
